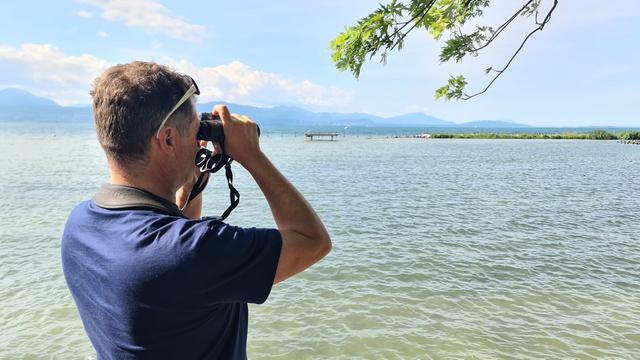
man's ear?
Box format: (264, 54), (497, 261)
(157, 127), (177, 153)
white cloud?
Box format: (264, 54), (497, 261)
(72, 10), (93, 18)
(98, 31), (110, 38)
(0, 44), (351, 109)
(0, 44), (110, 105)
(167, 59), (352, 108)
(78, 0), (205, 42)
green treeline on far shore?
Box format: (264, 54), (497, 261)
(430, 130), (640, 140)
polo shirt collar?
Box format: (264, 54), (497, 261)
(93, 184), (186, 218)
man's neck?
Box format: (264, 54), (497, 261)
(110, 166), (177, 206)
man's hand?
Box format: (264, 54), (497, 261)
(212, 104), (261, 167)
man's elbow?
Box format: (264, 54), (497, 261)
(316, 234), (332, 259)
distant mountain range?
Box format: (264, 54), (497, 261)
(0, 88), (92, 123)
(0, 88), (530, 128)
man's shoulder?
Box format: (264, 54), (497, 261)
(62, 197), (278, 249)
(64, 199), (92, 226)
(69, 198), (91, 213)
(63, 198), (230, 240)
(66, 198), (184, 224)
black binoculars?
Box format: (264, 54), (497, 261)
(197, 112), (261, 144)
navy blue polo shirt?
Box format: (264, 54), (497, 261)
(61, 185), (282, 359)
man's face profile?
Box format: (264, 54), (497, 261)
(173, 111), (201, 186)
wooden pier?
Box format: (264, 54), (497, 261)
(305, 132), (339, 141)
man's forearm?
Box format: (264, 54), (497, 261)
(243, 152), (329, 241)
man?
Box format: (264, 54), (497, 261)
(61, 61), (331, 359)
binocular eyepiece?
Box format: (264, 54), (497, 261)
(197, 112), (260, 144)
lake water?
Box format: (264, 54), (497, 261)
(1, 122), (639, 359)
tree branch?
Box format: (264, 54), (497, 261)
(470, 0), (536, 53)
(387, 0), (437, 52)
(461, 0), (558, 100)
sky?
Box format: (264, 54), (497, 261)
(0, 0), (638, 126)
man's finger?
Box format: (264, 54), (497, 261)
(230, 113), (246, 123)
(238, 114), (253, 123)
(212, 104), (231, 122)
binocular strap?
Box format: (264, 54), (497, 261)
(189, 148), (240, 221)
(187, 172), (209, 204)
(219, 161), (240, 220)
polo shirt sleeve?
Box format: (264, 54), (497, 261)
(185, 221), (282, 306)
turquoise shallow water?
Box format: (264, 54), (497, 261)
(1, 122), (639, 359)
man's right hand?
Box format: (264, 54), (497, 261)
(211, 104), (261, 167)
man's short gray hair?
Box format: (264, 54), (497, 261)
(91, 61), (196, 165)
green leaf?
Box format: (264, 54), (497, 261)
(434, 75), (468, 101)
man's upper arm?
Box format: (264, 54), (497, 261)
(273, 229), (331, 285)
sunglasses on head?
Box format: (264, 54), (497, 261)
(155, 75), (200, 139)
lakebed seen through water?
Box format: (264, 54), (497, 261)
(1, 122), (639, 359)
